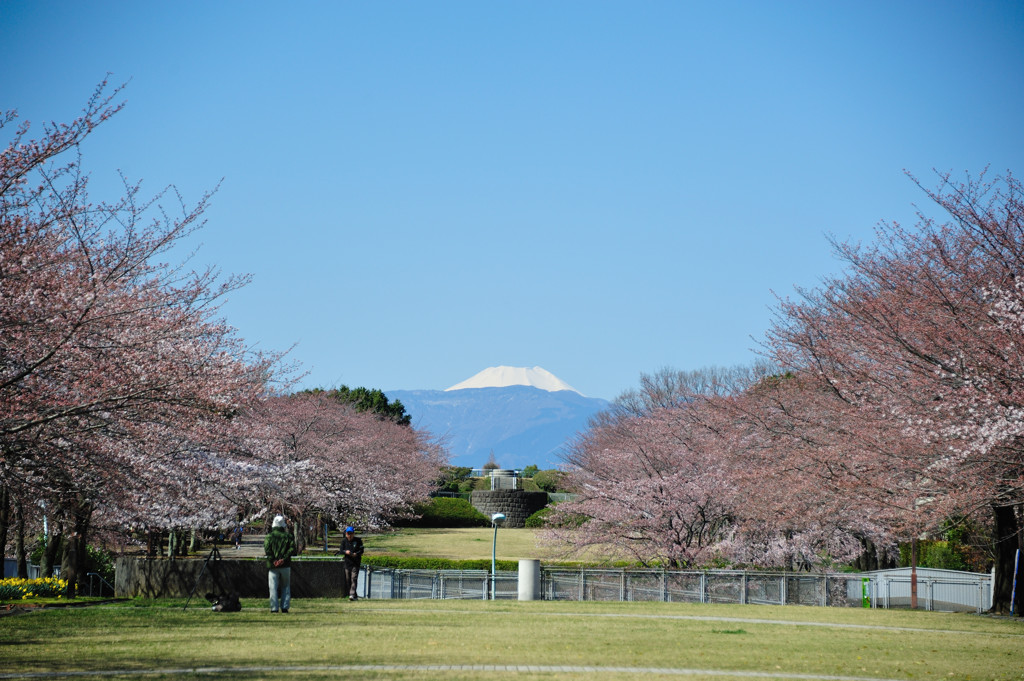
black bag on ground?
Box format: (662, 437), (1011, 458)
(206, 592), (241, 612)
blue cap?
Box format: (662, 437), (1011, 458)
(345, 526), (354, 532)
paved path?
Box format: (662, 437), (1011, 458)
(217, 532), (264, 558)
(218, 533), (339, 559)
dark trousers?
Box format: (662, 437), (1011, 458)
(342, 562), (360, 597)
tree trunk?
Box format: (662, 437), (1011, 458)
(60, 503), (92, 598)
(169, 530), (187, 557)
(293, 521), (304, 555)
(0, 485), (9, 566)
(990, 503), (1022, 615)
(852, 537), (896, 572)
(14, 500), (28, 578)
(854, 537), (879, 571)
(61, 534), (78, 596)
(41, 525), (63, 578)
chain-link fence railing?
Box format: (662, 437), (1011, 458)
(364, 568), (518, 600)
(360, 565), (991, 612)
(540, 568), (865, 607)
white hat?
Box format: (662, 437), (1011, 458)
(272, 515), (286, 528)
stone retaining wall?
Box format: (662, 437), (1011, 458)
(470, 490), (548, 528)
(114, 556), (346, 599)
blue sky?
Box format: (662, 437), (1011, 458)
(3, 2), (1022, 400)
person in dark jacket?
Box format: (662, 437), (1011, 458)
(264, 515), (296, 613)
(338, 526), (364, 600)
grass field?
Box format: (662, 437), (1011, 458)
(363, 527), (616, 564)
(365, 527), (558, 561)
(2, 598), (1022, 680)
(3, 530), (1021, 680)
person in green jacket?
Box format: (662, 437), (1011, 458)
(264, 515), (296, 613)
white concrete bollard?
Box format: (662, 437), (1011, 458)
(518, 559), (540, 600)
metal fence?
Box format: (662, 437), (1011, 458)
(853, 569), (992, 613)
(363, 568), (518, 600)
(540, 568), (862, 607)
(360, 565), (992, 612)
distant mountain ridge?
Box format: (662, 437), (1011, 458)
(387, 368), (609, 469)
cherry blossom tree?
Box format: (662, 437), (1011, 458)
(766, 171), (1024, 613)
(549, 172), (1020, 613)
(551, 367), (766, 567)
(554, 365), (908, 571)
(724, 372), (925, 570)
(1, 81), (276, 590)
(552, 406), (731, 567)
(1, 82), (451, 592)
(237, 390), (445, 547)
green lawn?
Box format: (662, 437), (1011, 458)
(2, 599), (1021, 680)
(364, 527), (557, 561)
(362, 527), (616, 564)
(4, 530), (1021, 679)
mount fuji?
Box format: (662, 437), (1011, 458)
(387, 366), (610, 469)
(445, 365), (581, 393)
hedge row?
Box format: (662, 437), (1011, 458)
(363, 556), (519, 571)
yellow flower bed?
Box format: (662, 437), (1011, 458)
(0, 577), (68, 600)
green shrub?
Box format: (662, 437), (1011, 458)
(532, 469), (567, 493)
(28, 540), (115, 583)
(521, 464), (539, 478)
(86, 545), (115, 584)
(940, 517), (993, 572)
(899, 540), (968, 571)
(363, 556), (518, 571)
(545, 506), (587, 529)
(436, 466), (474, 493)
(524, 507), (552, 528)
(405, 497), (489, 528)
(926, 544), (967, 570)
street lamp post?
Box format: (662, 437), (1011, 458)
(490, 512), (506, 600)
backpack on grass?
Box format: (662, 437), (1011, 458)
(206, 592), (241, 612)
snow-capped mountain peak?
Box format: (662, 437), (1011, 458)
(445, 366), (581, 394)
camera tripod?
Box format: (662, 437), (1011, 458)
(183, 544), (223, 611)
